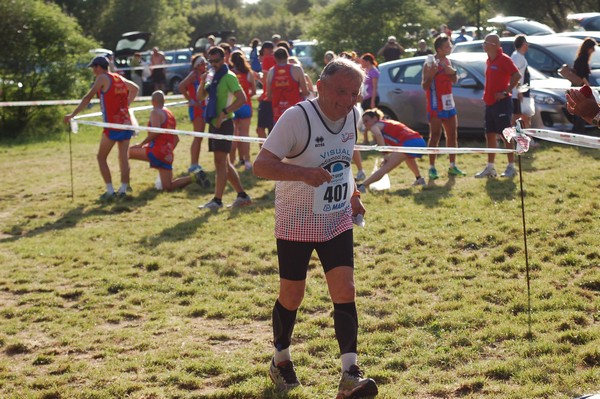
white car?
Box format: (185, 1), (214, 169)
(376, 53), (572, 135)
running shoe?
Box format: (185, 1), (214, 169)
(99, 192), (116, 202)
(269, 359), (300, 392)
(474, 166), (497, 178)
(192, 168), (211, 188)
(357, 184), (366, 194)
(412, 177), (426, 186)
(244, 161), (253, 171)
(501, 165), (517, 178)
(199, 199), (223, 211)
(228, 195), (252, 208)
(336, 365), (378, 399)
(116, 191), (128, 200)
(448, 165), (467, 176)
(428, 167), (439, 180)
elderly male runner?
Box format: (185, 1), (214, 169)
(254, 58), (378, 398)
(64, 55), (138, 201)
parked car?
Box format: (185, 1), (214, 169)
(487, 16), (555, 36)
(554, 31), (600, 44)
(112, 31), (152, 73)
(453, 36), (600, 84)
(291, 39), (318, 69)
(191, 30), (235, 55)
(162, 48), (192, 94)
(567, 12), (600, 31)
(376, 53), (572, 135)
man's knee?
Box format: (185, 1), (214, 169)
(278, 283), (305, 310)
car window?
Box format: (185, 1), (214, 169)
(294, 45), (311, 57)
(586, 17), (600, 30)
(176, 54), (190, 63)
(453, 43), (479, 53)
(165, 55), (174, 63)
(526, 46), (559, 72)
(388, 63), (422, 85)
(453, 64), (474, 86)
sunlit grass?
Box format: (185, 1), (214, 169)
(0, 110), (599, 398)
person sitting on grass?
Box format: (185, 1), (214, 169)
(128, 91), (205, 191)
(357, 108), (426, 192)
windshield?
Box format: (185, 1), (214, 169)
(115, 38), (147, 52)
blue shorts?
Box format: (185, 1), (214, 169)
(234, 103), (252, 119)
(189, 105), (205, 121)
(148, 152), (173, 170)
(428, 108), (457, 120)
(402, 137), (427, 158)
(105, 129), (133, 141)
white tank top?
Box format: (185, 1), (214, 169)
(268, 99), (358, 242)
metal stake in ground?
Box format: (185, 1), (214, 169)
(67, 125), (75, 201)
(517, 154), (532, 338)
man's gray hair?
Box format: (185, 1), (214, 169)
(319, 57), (365, 83)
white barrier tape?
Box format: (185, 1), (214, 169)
(0, 94), (184, 107)
(71, 101), (187, 122)
(354, 144), (517, 154)
(524, 128), (600, 149)
(74, 120), (266, 144)
(0, 99), (100, 107)
(72, 120), (524, 154)
(115, 62), (190, 73)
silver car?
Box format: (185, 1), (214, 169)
(376, 52), (572, 134)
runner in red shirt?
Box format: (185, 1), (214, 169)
(474, 34), (521, 179)
(266, 47), (308, 123)
(128, 91), (205, 191)
(64, 56), (138, 201)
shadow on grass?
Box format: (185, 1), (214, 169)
(141, 190), (276, 246)
(0, 186), (160, 243)
(484, 176), (517, 202)
(383, 175), (458, 208)
(413, 175), (458, 208)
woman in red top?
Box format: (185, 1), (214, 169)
(230, 50), (256, 170)
(357, 108), (427, 192)
(178, 55), (209, 178)
(421, 34), (465, 180)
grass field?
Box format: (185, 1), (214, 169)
(0, 103), (599, 398)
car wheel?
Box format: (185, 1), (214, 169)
(170, 77), (182, 94)
(377, 106), (398, 121)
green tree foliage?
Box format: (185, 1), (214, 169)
(488, 0), (599, 31)
(96, 0), (163, 49)
(285, 0), (312, 15)
(309, 0), (437, 61)
(0, 0), (96, 138)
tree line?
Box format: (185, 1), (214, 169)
(1, 0), (595, 138)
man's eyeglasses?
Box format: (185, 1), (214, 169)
(208, 58), (223, 64)
(482, 41), (497, 46)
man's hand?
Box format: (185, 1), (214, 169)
(350, 195), (366, 217)
(302, 167), (332, 187)
(566, 88), (600, 123)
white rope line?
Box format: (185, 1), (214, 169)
(72, 120), (525, 154)
(0, 94), (184, 107)
(523, 128), (600, 149)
